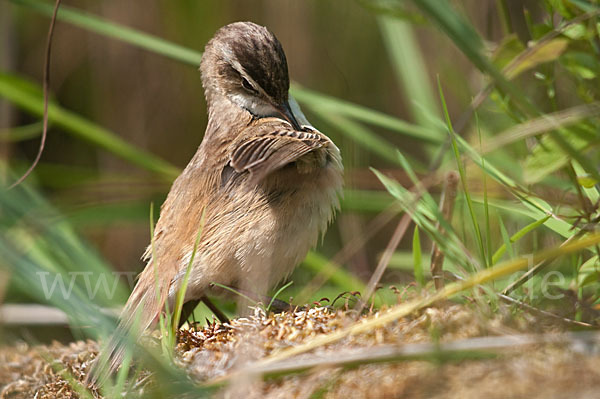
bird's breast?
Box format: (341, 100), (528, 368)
(170, 140), (342, 301)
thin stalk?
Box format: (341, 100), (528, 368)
(492, 215), (551, 264)
(477, 111), (493, 267)
(412, 226), (424, 287)
(267, 281), (294, 312)
(438, 78), (486, 266)
(171, 208), (206, 333)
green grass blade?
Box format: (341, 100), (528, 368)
(10, 0), (202, 66)
(498, 216), (514, 262)
(492, 215), (551, 264)
(411, 0), (537, 117)
(453, 134), (577, 237)
(412, 226), (424, 287)
(438, 78), (486, 266)
(291, 85), (442, 143)
(475, 197), (571, 239)
(302, 251), (367, 293)
(378, 16), (442, 137)
(113, 348), (133, 397)
(341, 189), (396, 213)
(372, 166), (478, 273)
(572, 161), (600, 204)
(267, 281), (294, 312)
(0, 121), (44, 142)
(309, 108), (404, 165)
(172, 208), (206, 333)
(394, 151), (467, 242)
(0, 73), (179, 180)
(413, 0), (600, 183)
(476, 111), (493, 266)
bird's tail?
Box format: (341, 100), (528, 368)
(86, 271), (169, 386)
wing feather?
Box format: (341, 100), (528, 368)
(230, 129), (325, 183)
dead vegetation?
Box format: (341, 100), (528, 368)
(2, 302), (600, 398)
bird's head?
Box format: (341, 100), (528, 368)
(200, 21), (301, 130)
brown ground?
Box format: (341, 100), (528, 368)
(1, 303), (600, 398)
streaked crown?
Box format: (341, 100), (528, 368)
(200, 22), (297, 125)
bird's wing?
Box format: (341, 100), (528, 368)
(230, 129), (326, 183)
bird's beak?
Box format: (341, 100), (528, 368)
(276, 100), (302, 131)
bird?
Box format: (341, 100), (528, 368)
(88, 21), (343, 383)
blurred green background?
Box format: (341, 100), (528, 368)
(1, 0), (600, 342)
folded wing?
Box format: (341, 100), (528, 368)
(230, 129), (326, 184)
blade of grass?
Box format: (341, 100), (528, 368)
(476, 197), (571, 239)
(498, 216), (514, 261)
(113, 347), (133, 397)
(309, 108), (405, 166)
(572, 161), (600, 204)
(412, 226), (424, 287)
(267, 281), (294, 312)
(411, 0), (537, 117)
(477, 111), (493, 266)
(1, 180), (130, 309)
(378, 16), (442, 140)
(210, 283), (257, 306)
(492, 215), (551, 264)
(0, 73), (179, 180)
(453, 133), (575, 236)
(302, 251), (367, 294)
(171, 208), (206, 333)
(0, 121), (44, 142)
(495, 0), (513, 35)
(373, 162), (479, 274)
(9, 0), (203, 66)
(0, 183), (209, 395)
(341, 189), (396, 213)
(291, 85), (442, 143)
(438, 78), (486, 266)
(481, 103), (600, 154)
(389, 251), (429, 272)
(522, 119), (600, 184)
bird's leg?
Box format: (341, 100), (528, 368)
(178, 291), (302, 330)
(178, 297), (230, 328)
(200, 296), (230, 324)
(265, 296), (300, 313)
(233, 287), (302, 313)
(178, 299), (201, 328)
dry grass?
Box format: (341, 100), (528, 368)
(2, 301), (600, 398)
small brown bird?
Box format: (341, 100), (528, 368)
(90, 21), (343, 380)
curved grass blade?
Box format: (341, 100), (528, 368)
(9, 0), (203, 66)
(0, 73), (179, 180)
(492, 215), (551, 264)
(439, 78), (486, 266)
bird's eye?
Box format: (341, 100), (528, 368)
(241, 77), (257, 93)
